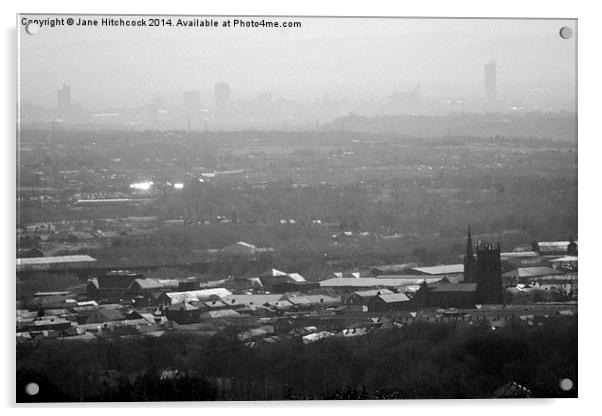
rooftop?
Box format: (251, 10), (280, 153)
(130, 278), (164, 289)
(320, 277), (443, 288)
(287, 273), (306, 282)
(502, 267), (563, 278)
(302, 295), (340, 305)
(431, 283), (477, 292)
(166, 302), (198, 311)
(501, 251), (539, 258)
(352, 289), (394, 298)
(550, 256), (578, 263)
(223, 294), (284, 306)
(410, 264), (464, 275)
(260, 268), (289, 277)
(17, 255), (97, 271)
(378, 293), (410, 303)
(164, 288), (232, 303)
(538, 241), (577, 247)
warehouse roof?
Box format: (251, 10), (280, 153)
(539, 241), (576, 247)
(223, 294), (284, 306)
(163, 288), (232, 304)
(501, 251), (539, 258)
(410, 264), (464, 275)
(352, 289), (394, 298)
(319, 277), (443, 288)
(130, 278), (164, 290)
(378, 293), (410, 303)
(17, 255), (97, 271)
(370, 263), (417, 275)
(303, 295), (340, 305)
(550, 256), (578, 263)
(431, 283), (477, 292)
(502, 267), (563, 278)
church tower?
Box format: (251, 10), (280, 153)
(475, 242), (503, 304)
(464, 226), (476, 283)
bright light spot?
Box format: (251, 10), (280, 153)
(130, 181), (153, 191)
(173, 183), (184, 190)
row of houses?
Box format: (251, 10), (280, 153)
(16, 289), (344, 339)
(161, 293), (342, 324)
(16, 303), (167, 337)
(236, 301), (577, 348)
(86, 267), (313, 305)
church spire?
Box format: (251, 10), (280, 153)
(464, 225), (476, 283)
(466, 225), (473, 258)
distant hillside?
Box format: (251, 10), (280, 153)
(327, 112), (576, 142)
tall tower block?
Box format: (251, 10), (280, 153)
(484, 60), (497, 103)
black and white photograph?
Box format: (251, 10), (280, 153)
(14, 10), (579, 403)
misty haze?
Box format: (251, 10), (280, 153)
(19, 17), (575, 131)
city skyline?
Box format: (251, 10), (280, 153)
(19, 17), (576, 114)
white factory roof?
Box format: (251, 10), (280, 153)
(410, 264), (464, 275)
(550, 256), (578, 263)
(319, 277), (443, 288)
(17, 255), (97, 271)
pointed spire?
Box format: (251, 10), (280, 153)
(466, 225), (473, 258)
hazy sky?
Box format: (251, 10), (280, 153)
(18, 16), (576, 110)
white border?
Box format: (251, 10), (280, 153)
(2, 0), (600, 414)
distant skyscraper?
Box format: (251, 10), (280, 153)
(214, 82), (231, 112)
(484, 60), (497, 102)
(57, 84), (71, 118)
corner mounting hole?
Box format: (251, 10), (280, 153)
(25, 22), (40, 35)
(559, 378), (574, 391)
(559, 26), (573, 40)
(25, 382), (39, 396)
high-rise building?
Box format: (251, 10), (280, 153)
(57, 84), (71, 118)
(484, 60), (497, 102)
(214, 82), (231, 112)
